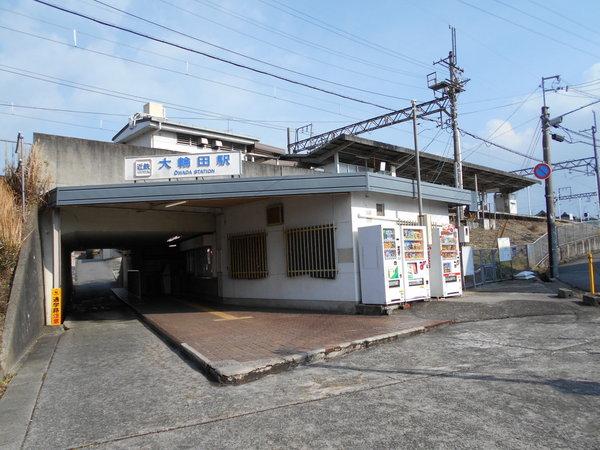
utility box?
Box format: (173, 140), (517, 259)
(494, 193), (518, 214)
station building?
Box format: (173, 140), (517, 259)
(34, 103), (536, 322)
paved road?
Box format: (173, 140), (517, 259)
(559, 256), (600, 291)
(2, 290), (599, 448)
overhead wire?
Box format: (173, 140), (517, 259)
(32, 0), (401, 110)
(255, 0), (434, 71)
(0, 64), (289, 131)
(0, 23), (373, 122)
(491, 0), (600, 48)
(458, 0), (600, 60)
(154, 0), (428, 87)
(526, 0), (600, 39)
(0, 6), (383, 117)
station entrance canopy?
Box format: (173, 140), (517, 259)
(47, 172), (473, 208)
(281, 135), (537, 194)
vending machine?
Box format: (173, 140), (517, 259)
(399, 225), (430, 301)
(430, 224), (462, 298)
(358, 224), (404, 305)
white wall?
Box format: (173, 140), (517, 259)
(349, 192), (451, 301)
(220, 194), (357, 304)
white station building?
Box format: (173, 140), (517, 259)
(34, 103), (536, 321)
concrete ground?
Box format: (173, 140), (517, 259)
(1, 277), (599, 448)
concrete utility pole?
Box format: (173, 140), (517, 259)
(592, 111), (600, 212)
(448, 30), (463, 193)
(432, 26), (467, 227)
(541, 75), (561, 279)
(412, 100), (424, 224)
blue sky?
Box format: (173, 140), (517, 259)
(1, 0), (600, 215)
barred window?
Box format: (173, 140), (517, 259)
(228, 231), (268, 279)
(285, 224), (336, 279)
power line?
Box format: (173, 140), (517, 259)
(255, 0), (434, 71)
(459, 128), (542, 162)
(0, 64), (289, 131)
(457, 0), (600, 60)
(491, 0), (600, 48)
(0, 23), (372, 123)
(0, 111), (117, 132)
(32, 1), (399, 110)
(46, 0), (406, 108)
(0, 6), (381, 117)
(526, 0), (600, 39)
(155, 0), (427, 86)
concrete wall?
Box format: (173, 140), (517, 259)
(0, 212), (46, 377)
(218, 193), (356, 311)
(34, 133), (314, 190)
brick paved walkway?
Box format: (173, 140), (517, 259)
(112, 289), (447, 382)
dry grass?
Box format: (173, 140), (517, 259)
(0, 179), (21, 335)
(3, 148), (50, 206)
(0, 148), (50, 353)
(0, 373), (14, 399)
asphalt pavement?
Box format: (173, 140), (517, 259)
(1, 279), (599, 449)
(559, 255), (600, 291)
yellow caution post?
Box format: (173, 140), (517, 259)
(587, 252), (595, 295)
(50, 288), (62, 325)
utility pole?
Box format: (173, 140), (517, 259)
(592, 111), (600, 212)
(541, 75), (561, 279)
(433, 26), (468, 226)
(412, 100), (424, 224)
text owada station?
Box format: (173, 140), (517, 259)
(358, 223), (462, 305)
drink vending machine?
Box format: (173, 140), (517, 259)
(399, 225), (430, 301)
(429, 224), (462, 298)
(358, 224), (404, 305)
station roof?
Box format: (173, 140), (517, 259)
(281, 134), (538, 194)
(47, 172), (473, 208)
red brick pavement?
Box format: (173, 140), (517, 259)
(115, 291), (444, 364)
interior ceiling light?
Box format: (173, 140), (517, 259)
(167, 235), (181, 243)
(168, 244), (177, 248)
(165, 200), (187, 208)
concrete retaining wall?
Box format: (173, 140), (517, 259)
(0, 211), (46, 377)
(559, 235), (600, 262)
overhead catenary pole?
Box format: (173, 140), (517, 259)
(541, 75), (560, 279)
(412, 100), (424, 224)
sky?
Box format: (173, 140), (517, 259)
(1, 0), (600, 216)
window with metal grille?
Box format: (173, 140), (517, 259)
(285, 224), (336, 279)
(176, 133), (198, 146)
(228, 231), (268, 279)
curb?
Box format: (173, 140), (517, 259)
(112, 288), (451, 384)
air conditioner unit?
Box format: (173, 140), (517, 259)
(199, 137), (209, 147)
(213, 140), (223, 150)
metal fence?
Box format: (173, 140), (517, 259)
(464, 221), (600, 288)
